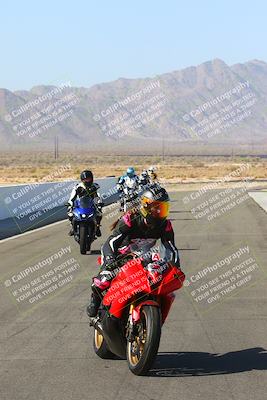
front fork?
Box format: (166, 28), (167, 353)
(126, 300), (160, 342)
(126, 305), (137, 342)
(74, 219), (97, 237)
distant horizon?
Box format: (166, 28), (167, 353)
(1, 57), (267, 93)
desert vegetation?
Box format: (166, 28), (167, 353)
(0, 151), (267, 185)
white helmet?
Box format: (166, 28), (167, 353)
(141, 169), (148, 177)
(148, 166), (156, 175)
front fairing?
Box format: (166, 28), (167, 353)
(73, 208), (95, 221)
(103, 258), (185, 318)
(73, 197), (95, 221)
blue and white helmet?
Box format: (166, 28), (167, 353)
(126, 167), (135, 178)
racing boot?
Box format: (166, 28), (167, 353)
(86, 292), (101, 317)
(67, 211), (74, 236)
(87, 270), (113, 317)
(96, 224), (101, 237)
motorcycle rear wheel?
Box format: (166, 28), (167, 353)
(93, 328), (114, 359)
(126, 305), (161, 375)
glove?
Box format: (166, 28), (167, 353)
(67, 206), (73, 217)
(99, 270), (114, 280)
(93, 270), (114, 291)
(146, 259), (168, 274)
(96, 202), (104, 211)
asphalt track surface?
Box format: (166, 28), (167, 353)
(0, 191), (267, 400)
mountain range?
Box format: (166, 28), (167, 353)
(0, 58), (266, 155)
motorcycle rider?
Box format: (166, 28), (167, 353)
(117, 167), (140, 211)
(148, 166), (159, 184)
(139, 169), (150, 189)
(67, 170), (103, 237)
(87, 185), (180, 317)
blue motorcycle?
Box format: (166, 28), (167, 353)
(72, 195), (97, 254)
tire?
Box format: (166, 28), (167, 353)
(126, 305), (161, 376)
(79, 224), (87, 254)
(86, 224), (93, 252)
(93, 328), (115, 359)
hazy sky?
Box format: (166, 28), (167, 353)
(1, 0), (266, 90)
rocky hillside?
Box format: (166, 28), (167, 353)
(0, 58), (266, 154)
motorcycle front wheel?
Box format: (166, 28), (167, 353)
(126, 305), (161, 375)
(79, 224), (87, 254)
(86, 224), (94, 252)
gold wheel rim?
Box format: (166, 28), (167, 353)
(128, 337), (145, 366)
(94, 329), (104, 349)
(127, 312), (147, 366)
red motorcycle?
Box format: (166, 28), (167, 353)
(90, 255), (185, 375)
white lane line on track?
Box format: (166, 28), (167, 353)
(0, 219), (68, 244)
